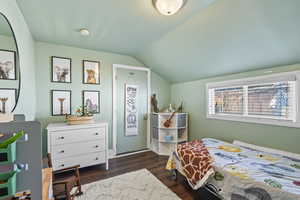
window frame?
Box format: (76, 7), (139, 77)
(206, 71), (300, 128)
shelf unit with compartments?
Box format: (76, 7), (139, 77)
(151, 113), (188, 156)
(47, 121), (109, 171)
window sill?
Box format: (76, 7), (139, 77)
(207, 114), (300, 128)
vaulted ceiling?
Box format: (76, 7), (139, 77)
(17, 0), (300, 82)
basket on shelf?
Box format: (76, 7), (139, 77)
(0, 171), (17, 199)
(0, 131), (24, 198)
(0, 143), (16, 165)
(66, 115), (94, 125)
(164, 135), (173, 142)
(0, 131), (24, 165)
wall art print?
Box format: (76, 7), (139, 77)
(83, 90), (100, 114)
(83, 60), (100, 84)
(51, 90), (71, 116)
(51, 56), (72, 83)
(0, 88), (16, 113)
(125, 84), (138, 136)
(0, 49), (16, 80)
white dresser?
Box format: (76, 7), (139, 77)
(47, 121), (109, 171)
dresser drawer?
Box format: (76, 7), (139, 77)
(51, 140), (105, 159)
(50, 127), (105, 145)
(53, 151), (106, 171)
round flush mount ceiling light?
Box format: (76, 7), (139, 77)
(79, 28), (90, 36)
(153, 0), (186, 16)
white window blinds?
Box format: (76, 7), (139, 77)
(207, 73), (297, 123)
(247, 82), (295, 120)
(209, 87), (243, 115)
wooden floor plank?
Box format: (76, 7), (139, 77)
(55, 151), (197, 199)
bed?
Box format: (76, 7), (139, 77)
(167, 138), (300, 200)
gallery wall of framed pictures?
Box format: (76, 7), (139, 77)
(50, 56), (101, 116)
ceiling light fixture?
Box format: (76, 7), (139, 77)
(79, 28), (90, 36)
(152, 0), (186, 16)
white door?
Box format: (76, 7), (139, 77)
(116, 68), (148, 154)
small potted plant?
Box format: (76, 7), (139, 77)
(66, 106), (94, 125)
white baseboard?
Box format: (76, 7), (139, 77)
(108, 149), (116, 159)
(108, 149), (151, 159)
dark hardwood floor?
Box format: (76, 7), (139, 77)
(74, 151), (198, 199)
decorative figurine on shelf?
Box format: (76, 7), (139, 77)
(167, 104), (175, 112)
(151, 94), (159, 113)
(177, 101), (183, 113)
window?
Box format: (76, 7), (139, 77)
(207, 71), (300, 127)
(211, 87), (243, 115)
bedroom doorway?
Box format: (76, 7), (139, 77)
(113, 64), (151, 155)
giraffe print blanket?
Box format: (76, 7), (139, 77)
(167, 140), (215, 188)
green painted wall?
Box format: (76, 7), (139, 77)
(151, 70), (171, 110)
(0, 0), (37, 120)
(171, 63), (300, 154)
(34, 42), (171, 155)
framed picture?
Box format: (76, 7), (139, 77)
(0, 49), (16, 80)
(51, 56), (72, 83)
(0, 88), (16, 113)
(51, 90), (71, 116)
(83, 60), (100, 84)
(83, 90), (100, 114)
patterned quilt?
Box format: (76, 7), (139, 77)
(167, 138), (300, 200)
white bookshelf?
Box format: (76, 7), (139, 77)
(151, 113), (188, 156)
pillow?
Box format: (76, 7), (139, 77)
(233, 140), (300, 161)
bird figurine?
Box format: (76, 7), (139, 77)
(151, 94), (159, 113)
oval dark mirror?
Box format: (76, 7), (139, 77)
(0, 13), (20, 114)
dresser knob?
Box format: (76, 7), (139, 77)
(95, 145), (99, 148)
(95, 157), (99, 160)
(60, 136), (65, 139)
(95, 133), (99, 135)
(60, 150), (65, 153)
(61, 164), (65, 167)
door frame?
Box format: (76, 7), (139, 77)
(112, 64), (151, 156)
